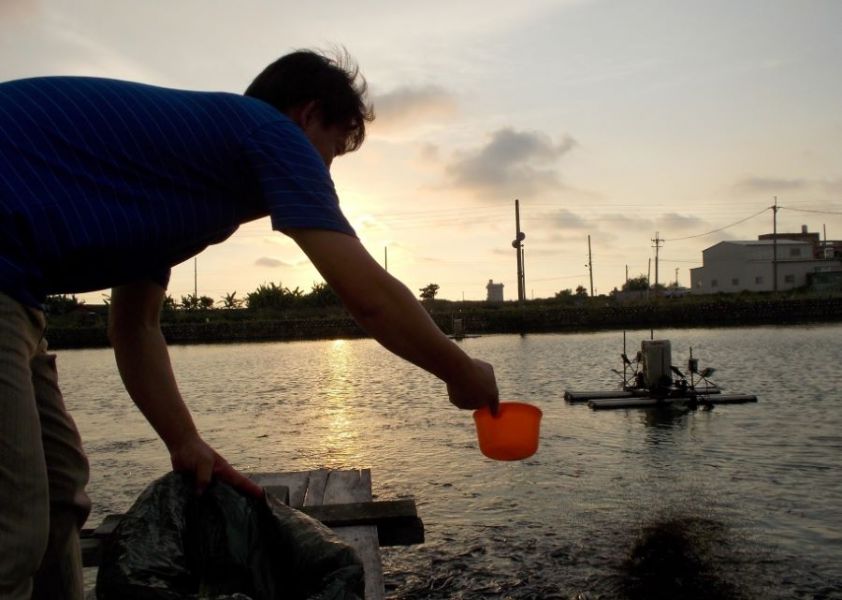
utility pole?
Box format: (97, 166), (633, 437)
(651, 232), (664, 292)
(384, 246), (388, 272)
(625, 264), (629, 288)
(193, 257), (197, 298)
(772, 196), (779, 293)
(587, 235), (594, 297)
(647, 258), (651, 300)
(512, 199), (526, 303)
(675, 267), (679, 287)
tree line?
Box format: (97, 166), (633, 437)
(43, 281), (343, 315)
(164, 281), (343, 312)
(42, 274), (683, 316)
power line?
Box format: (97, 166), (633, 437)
(663, 207), (770, 241)
(529, 273), (589, 282)
(780, 206), (842, 216)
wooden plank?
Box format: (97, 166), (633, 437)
(251, 472), (311, 507)
(80, 537), (102, 568)
(81, 498), (422, 567)
(321, 469), (384, 600)
(82, 470), (396, 598)
(303, 469), (329, 507)
(303, 499), (416, 524)
(88, 514), (121, 538)
(301, 499), (423, 546)
(81, 514), (123, 567)
(254, 469), (387, 599)
(263, 485), (290, 505)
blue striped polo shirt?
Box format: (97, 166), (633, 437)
(0, 76), (355, 308)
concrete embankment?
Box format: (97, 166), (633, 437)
(45, 296), (842, 350)
(46, 316), (367, 349)
(453, 296), (842, 334)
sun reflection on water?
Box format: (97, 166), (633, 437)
(319, 339), (364, 467)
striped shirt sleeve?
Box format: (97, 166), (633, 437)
(242, 119), (356, 237)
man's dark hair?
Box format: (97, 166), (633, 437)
(245, 48), (374, 154)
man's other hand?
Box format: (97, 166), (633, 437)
(169, 434), (264, 498)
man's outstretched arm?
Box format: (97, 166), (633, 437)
(109, 281), (263, 497)
(286, 228), (499, 412)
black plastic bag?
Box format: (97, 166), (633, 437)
(96, 472), (364, 600)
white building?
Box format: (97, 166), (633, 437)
(486, 279), (504, 302)
(690, 239), (842, 294)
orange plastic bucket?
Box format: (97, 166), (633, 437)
(473, 402), (542, 461)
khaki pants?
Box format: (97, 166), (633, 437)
(0, 293), (91, 600)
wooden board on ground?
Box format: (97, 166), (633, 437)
(81, 469), (400, 599)
(252, 469), (385, 600)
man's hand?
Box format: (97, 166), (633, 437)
(110, 282), (263, 499)
(446, 358), (499, 413)
(169, 433), (264, 498)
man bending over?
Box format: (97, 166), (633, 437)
(0, 49), (498, 599)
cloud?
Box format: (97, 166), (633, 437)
(732, 176), (842, 201)
(370, 85), (458, 133)
(489, 244), (580, 258)
(490, 246), (519, 257)
(656, 212), (706, 231)
(717, 231), (741, 242)
(597, 213), (655, 231)
(445, 128), (577, 196)
(539, 230), (619, 245)
(1, 14), (165, 84)
(733, 177), (809, 194)
(525, 207), (592, 232)
(820, 178), (842, 195)
(254, 257), (291, 268)
(545, 208), (589, 230)
(417, 142), (440, 163)
(0, 0), (38, 20)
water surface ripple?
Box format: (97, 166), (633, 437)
(59, 326), (842, 599)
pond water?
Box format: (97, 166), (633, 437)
(59, 325), (842, 599)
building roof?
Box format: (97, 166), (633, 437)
(718, 239), (806, 246)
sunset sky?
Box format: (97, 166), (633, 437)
(3, 0), (841, 303)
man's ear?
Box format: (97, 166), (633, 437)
(287, 100), (320, 129)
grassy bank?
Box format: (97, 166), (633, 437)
(43, 292), (842, 350)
